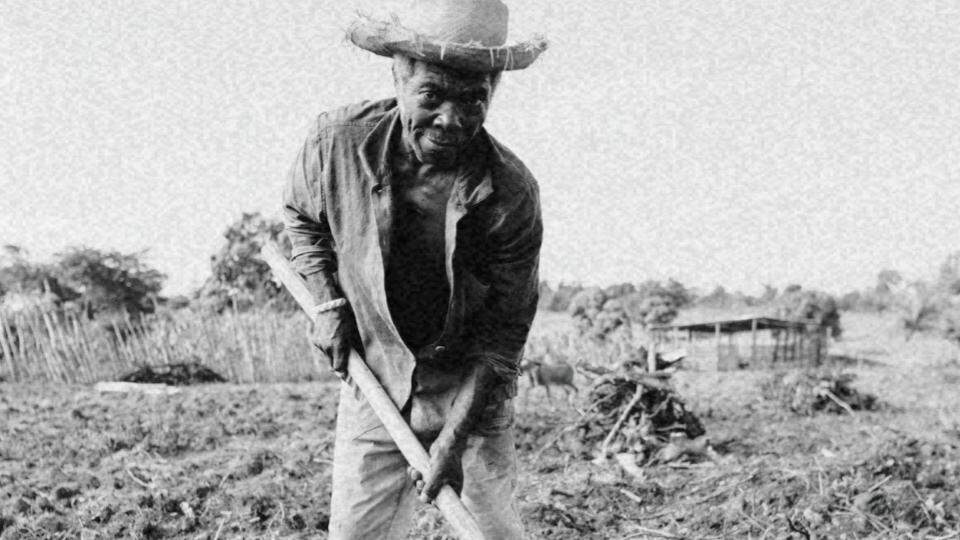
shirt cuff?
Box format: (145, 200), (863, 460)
(467, 352), (520, 402)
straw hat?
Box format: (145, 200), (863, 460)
(347, 0), (547, 72)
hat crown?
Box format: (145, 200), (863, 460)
(399, 0), (508, 47)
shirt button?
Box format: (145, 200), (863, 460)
(434, 345), (447, 353)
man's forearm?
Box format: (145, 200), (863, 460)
(302, 269), (342, 305)
(435, 363), (500, 450)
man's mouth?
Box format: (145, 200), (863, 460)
(425, 134), (461, 148)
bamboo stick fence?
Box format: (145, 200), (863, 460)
(0, 306), (321, 384)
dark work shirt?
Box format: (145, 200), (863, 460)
(385, 195), (450, 351)
(282, 98), (543, 407)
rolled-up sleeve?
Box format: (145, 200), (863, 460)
(281, 122), (336, 276)
(467, 182), (543, 391)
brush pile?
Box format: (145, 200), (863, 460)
(573, 365), (707, 465)
(119, 362), (227, 386)
(761, 369), (878, 415)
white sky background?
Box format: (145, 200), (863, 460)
(2, 1), (959, 296)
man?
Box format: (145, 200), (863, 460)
(281, 1), (547, 537)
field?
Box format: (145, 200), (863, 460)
(2, 312), (960, 539)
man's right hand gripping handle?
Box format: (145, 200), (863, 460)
(309, 301), (361, 378)
(301, 272), (361, 379)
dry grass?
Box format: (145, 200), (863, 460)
(0, 307), (324, 384)
(832, 311), (959, 368)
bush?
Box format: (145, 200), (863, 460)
(942, 305), (960, 350)
(53, 247), (165, 318)
(196, 213), (295, 313)
(621, 292), (678, 328)
(567, 280), (690, 340)
(0, 245), (77, 310)
(774, 287), (842, 338)
(760, 370), (878, 415)
(538, 282), (584, 312)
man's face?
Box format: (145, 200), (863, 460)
(395, 59), (495, 167)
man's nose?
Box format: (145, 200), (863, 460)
(433, 102), (464, 132)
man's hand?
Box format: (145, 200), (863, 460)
(408, 436), (466, 503)
(309, 306), (360, 378)
(406, 362), (501, 503)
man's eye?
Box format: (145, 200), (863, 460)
(421, 91), (439, 101)
(465, 96), (486, 110)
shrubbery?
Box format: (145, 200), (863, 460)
(1, 245), (164, 319)
(839, 253), (960, 344)
(561, 280), (694, 340)
(774, 285), (842, 338)
(194, 212), (296, 313)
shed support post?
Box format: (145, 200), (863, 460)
(750, 318), (758, 367)
(715, 323), (722, 370)
(800, 328), (808, 366)
(647, 340), (656, 373)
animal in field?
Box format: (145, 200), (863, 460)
(520, 354), (578, 405)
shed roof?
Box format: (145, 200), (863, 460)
(652, 315), (810, 333)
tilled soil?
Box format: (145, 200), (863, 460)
(2, 364), (960, 539)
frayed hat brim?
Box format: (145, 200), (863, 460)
(347, 15), (547, 72)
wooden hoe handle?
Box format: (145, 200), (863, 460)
(260, 242), (485, 540)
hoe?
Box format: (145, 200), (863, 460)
(260, 241), (484, 540)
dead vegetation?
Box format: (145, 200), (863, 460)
(760, 369), (879, 415)
(0, 306), (321, 384)
(580, 371), (706, 463)
(513, 363), (960, 539)
(2, 361), (959, 539)
(119, 363), (227, 386)
(2, 311), (960, 538)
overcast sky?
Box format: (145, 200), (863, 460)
(2, 1), (959, 296)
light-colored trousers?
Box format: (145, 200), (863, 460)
(328, 382), (525, 539)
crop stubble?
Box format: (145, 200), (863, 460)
(1, 359), (959, 538)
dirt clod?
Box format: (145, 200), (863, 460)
(54, 485), (80, 500)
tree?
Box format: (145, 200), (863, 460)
(621, 292), (679, 328)
(774, 286), (843, 338)
(566, 279), (691, 341)
(634, 279), (695, 310)
(536, 281), (555, 311)
(697, 285), (733, 309)
(942, 305), (960, 351)
(894, 281), (945, 340)
(758, 284), (779, 305)
(838, 290), (862, 312)
(567, 287), (609, 338)
(603, 282), (636, 299)
(197, 212), (294, 312)
(938, 252), (960, 296)
(876, 269), (903, 293)
(53, 247), (165, 318)
(546, 282), (584, 312)
(567, 287), (606, 319)
(0, 245), (79, 311)
(863, 269), (905, 312)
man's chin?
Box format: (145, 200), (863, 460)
(419, 141), (462, 165)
